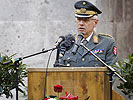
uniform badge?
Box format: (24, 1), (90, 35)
(113, 46), (117, 56)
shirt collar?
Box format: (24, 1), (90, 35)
(86, 32), (93, 42)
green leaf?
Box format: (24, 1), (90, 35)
(128, 55), (131, 63)
(122, 90), (128, 95)
(0, 86), (3, 93)
(117, 83), (124, 89)
(118, 61), (122, 67)
(129, 65), (133, 73)
(111, 65), (119, 69)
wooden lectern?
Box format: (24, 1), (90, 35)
(28, 67), (125, 100)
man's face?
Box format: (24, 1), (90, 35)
(76, 17), (98, 38)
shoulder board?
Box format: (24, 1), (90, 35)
(98, 33), (113, 38)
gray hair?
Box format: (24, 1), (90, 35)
(92, 15), (98, 20)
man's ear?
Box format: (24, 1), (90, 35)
(94, 19), (98, 27)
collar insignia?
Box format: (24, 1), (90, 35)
(93, 35), (98, 43)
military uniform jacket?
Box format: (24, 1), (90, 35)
(58, 33), (118, 67)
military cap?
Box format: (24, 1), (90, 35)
(74, 1), (102, 18)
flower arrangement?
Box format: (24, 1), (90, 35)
(60, 91), (78, 100)
(43, 85), (78, 100)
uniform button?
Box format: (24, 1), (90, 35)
(95, 58), (98, 61)
(67, 63), (70, 66)
(82, 58), (85, 61)
(59, 53), (63, 57)
(95, 64), (99, 67)
(67, 57), (71, 62)
(67, 57), (70, 60)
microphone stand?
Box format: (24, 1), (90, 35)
(54, 48), (60, 67)
(14, 61), (19, 100)
(80, 43), (127, 100)
(3, 47), (57, 100)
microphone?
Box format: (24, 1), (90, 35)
(59, 34), (75, 57)
(54, 36), (65, 47)
(72, 33), (84, 55)
(2, 58), (22, 65)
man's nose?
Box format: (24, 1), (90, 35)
(78, 20), (84, 25)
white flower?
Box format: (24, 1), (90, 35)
(48, 98), (56, 100)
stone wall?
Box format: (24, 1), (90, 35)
(97, 0), (133, 59)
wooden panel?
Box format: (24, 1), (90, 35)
(28, 67), (110, 100)
(46, 71), (109, 100)
(28, 72), (45, 100)
(112, 90), (125, 100)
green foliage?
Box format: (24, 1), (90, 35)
(113, 54), (133, 98)
(0, 54), (27, 98)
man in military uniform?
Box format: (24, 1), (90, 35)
(56, 0), (117, 67)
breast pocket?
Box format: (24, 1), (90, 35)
(62, 54), (77, 66)
(87, 54), (105, 67)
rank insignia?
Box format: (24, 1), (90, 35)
(113, 46), (117, 56)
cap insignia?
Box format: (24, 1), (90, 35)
(80, 8), (87, 13)
(75, 9), (97, 15)
(83, 2), (86, 6)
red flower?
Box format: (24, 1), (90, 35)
(43, 98), (50, 100)
(59, 91), (78, 100)
(54, 85), (63, 92)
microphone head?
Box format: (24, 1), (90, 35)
(59, 34), (75, 56)
(61, 34), (75, 49)
(71, 33), (84, 55)
(59, 36), (65, 41)
(55, 36), (65, 47)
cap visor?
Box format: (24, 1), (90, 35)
(75, 14), (93, 18)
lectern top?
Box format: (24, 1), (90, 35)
(28, 67), (108, 72)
